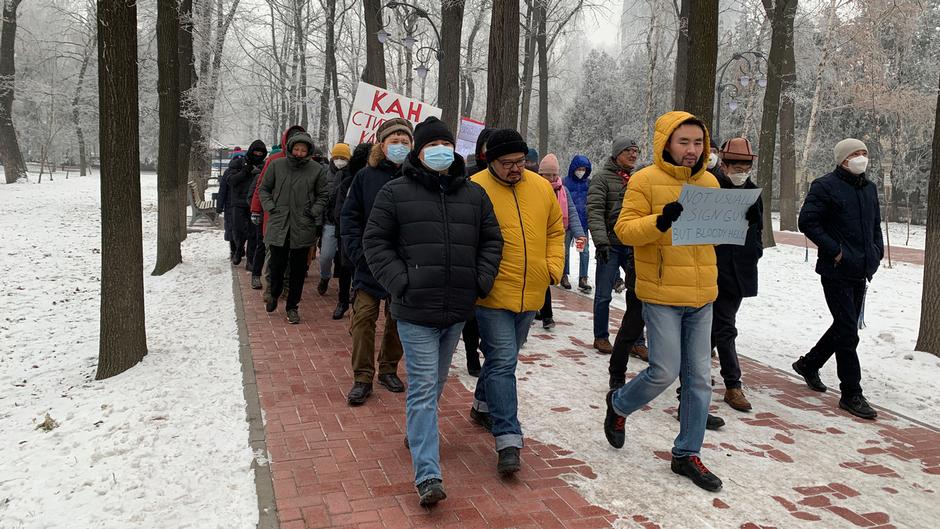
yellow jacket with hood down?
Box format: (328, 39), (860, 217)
(614, 111), (719, 308)
(471, 168), (565, 313)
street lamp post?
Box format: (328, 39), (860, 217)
(376, 1), (443, 97)
(713, 51), (768, 143)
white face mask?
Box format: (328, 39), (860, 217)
(727, 170), (750, 186)
(707, 153), (719, 170)
(333, 159), (348, 169)
(846, 156), (869, 175)
(574, 170), (586, 179)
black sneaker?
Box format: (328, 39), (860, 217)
(317, 278), (329, 295)
(534, 312), (543, 321)
(470, 407), (492, 431)
(378, 373), (405, 393)
(675, 405), (725, 431)
(604, 390), (626, 449)
(792, 357), (827, 392)
(346, 382), (372, 406)
(497, 447), (521, 476)
(467, 362), (481, 378)
(839, 394), (877, 420)
(671, 455), (723, 492)
(265, 298), (277, 313)
(542, 318), (555, 330)
(286, 308), (300, 324)
(608, 376), (625, 391)
(560, 275), (571, 290)
(250, 276), (262, 289)
(331, 302), (349, 320)
(416, 478), (446, 506)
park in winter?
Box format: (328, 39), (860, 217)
(2, 0), (940, 528)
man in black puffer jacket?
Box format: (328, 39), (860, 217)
(796, 138), (884, 420)
(364, 116), (503, 507)
(232, 139), (267, 268)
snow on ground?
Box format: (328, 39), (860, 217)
(770, 211), (927, 250)
(0, 173), (257, 529)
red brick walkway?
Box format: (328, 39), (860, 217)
(239, 270), (618, 529)
(774, 231), (924, 265)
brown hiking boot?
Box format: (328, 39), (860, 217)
(723, 388), (752, 412)
(630, 344), (649, 362)
(594, 338), (613, 355)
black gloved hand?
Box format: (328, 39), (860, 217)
(746, 203), (761, 225)
(595, 244), (610, 264)
(656, 201), (684, 232)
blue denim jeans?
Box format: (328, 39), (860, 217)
(397, 320), (465, 485)
(319, 223), (337, 280)
(610, 302), (713, 457)
(472, 307), (536, 450)
(564, 231), (590, 278)
(594, 246), (645, 346)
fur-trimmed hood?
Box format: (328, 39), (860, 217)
(368, 143), (386, 168)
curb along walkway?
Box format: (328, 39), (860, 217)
(774, 231), (924, 265)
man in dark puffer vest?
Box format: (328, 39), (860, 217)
(364, 116), (503, 506)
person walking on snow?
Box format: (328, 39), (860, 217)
(562, 155), (593, 292)
(258, 132), (331, 324)
(340, 118), (413, 406)
(603, 111), (723, 492)
(364, 116), (503, 507)
(587, 137), (648, 358)
(711, 137), (763, 412)
(469, 129), (565, 477)
(794, 138), (884, 420)
(536, 153), (585, 330)
(316, 142), (351, 297)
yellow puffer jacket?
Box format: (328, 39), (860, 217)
(614, 111), (719, 308)
(471, 168), (565, 313)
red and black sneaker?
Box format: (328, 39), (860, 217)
(671, 455), (723, 491)
(604, 390), (626, 448)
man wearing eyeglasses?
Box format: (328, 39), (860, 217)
(468, 128), (565, 477)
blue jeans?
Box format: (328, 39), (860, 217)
(472, 307), (536, 450)
(319, 223), (337, 280)
(397, 320), (465, 485)
(594, 246), (645, 345)
(611, 303), (714, 457)
(564, 231), (590, 278)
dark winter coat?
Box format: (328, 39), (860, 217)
(341, 144), (403, 299)
(250, 125), (306, 234)
(587, 157), (630, 247)
(334, 143), (373, 270)
(217, 157), (243, 241)
(799, 165), (884, 281)
(714, 173), (763, 298)
(467, 127), (495, 176)
(259, 134), (331, 249)
(363, 153), (503, 328)
(324, 161), (343, 225)
(563, 154), (592, 236)
(233, 139), (267, 208)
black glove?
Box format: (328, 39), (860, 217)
(746, 203), (761, 225)
(656, 201), (683, 232)
(595, 244), (610, 264)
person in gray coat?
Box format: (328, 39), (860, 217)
(259, 132), (331, 323)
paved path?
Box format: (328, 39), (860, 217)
(238, 264), (939, 528)
(773, 231), (924, 265)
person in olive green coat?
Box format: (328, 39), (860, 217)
(259, 132), (331, 323)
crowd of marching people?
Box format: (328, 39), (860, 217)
(216, 109), (884, 505)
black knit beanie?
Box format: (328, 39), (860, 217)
(413, 116), (455, 153)
(485, 128), (529, 163)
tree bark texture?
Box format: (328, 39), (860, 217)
(915, 73), (940, 356)
(672, 0), (689, 110)
(519, 1), (537, 137)
(0, 0), (27, 183)
(683, 0), (718, 127)
(362, 0), (387, 88)
(485, 0), (520, 129)
(438, 0), (465, 131)
(96, 0), (148, 379)
(320, 0), (340, 142)
(777, 3), (798, 232)
(178, 0), (195, 242)
(71, 36), (93, 177)
(153, 0), (184, 276)
(460, 4), (486, 119)
(536, 0), (548, 155)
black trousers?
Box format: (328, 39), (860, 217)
(540, 288), (554, 320)
(251, 230), (266, 277)
(268, 244), (311, 310)
(711, 289), (744, 389)
(803, 276), (866, 396)
(336, 265), (352, 305)
(232, 206), (251, 258)
(609, 264), (645, 379)
(464, 316), (481, 370)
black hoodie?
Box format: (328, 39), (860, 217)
(232, 139), (268, 207)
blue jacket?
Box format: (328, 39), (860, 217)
(563, 155), (591, 235)
(799, 165), (884, 281)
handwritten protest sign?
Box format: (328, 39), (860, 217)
(456, 117), (485, 158)
(344, 82), (442, 145)
(671, 184), (762, 246)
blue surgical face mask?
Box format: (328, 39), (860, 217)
(422, 145), (455, 172)
(386, 143), (410, 164)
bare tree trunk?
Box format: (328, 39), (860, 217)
(536, 0), (548, 155)
(362, 0), (387, 87)
(438, 0), (465, 131)
(153, 0), (183, 276)
(643, 1), (661, 156)
(0, 0), (27, 183)
(519, 1), (536, 136)
(672, 0), (689, 110)
(797, 0), (837, 199)
(916, 73), (940, 356)
(178, 0), (195, 242)
(317, 66), (331, 146)
(71, 34), (93, 177)
(777, 0), (798, 232)
(96, 0), (148, 379)
(460, 3), (486, 119)
(683, 0), (718, 126)
(485, 0), (520, 128)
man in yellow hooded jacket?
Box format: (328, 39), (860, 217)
(469, 128), (565, 476)
(602, 111), (723, 492)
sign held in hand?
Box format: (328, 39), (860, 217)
(344, 82), (442, 146)
(671, 184), (762, 246)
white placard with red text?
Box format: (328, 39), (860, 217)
(343, 82), (442, 146)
